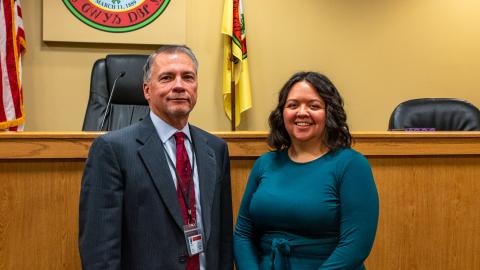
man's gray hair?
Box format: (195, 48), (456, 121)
(143, 45), (199, 82)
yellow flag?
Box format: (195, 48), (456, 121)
(221, 0), (252, 127)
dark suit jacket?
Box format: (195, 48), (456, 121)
(79, 116), (233, 270)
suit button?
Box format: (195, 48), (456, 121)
(178, 255), (187, 263)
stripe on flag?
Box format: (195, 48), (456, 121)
(1, 0), (26, 131)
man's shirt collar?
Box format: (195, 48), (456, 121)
(150, 111), (192, 144)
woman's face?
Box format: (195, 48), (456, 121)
(283, 81), (326, 146)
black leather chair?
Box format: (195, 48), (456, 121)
(82, 54), (150, 131)
(388, 98), (480, 131)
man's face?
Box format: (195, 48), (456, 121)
(143, 52), (198, 128)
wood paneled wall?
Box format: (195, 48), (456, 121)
(1, 132), (479, 270)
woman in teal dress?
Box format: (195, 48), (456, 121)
(234, 72), (379, 270)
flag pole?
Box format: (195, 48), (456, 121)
(230, 53), (236, 131)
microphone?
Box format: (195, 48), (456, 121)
(99, 71), (126, 131)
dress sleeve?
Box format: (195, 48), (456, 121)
(319, 153), (379, 270)
(233, 157), (264, 270)
(79, 137), (124, 270)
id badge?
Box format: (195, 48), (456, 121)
(183, 223), (204, 256)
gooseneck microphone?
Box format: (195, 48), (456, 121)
(99, 71), (126, 131)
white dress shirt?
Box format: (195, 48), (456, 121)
(150, 111), (206, 270)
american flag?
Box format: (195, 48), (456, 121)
(1, 0), (26, 131)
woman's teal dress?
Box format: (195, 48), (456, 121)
(234, 148), (379, 270)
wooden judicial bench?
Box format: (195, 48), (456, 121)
(0, 131), (479, 270)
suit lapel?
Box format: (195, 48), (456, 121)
(190, 126), (217, 243)
(137, 117), (184, 230)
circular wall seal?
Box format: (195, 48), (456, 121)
(63, 0), (171, 33)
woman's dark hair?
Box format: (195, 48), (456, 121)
(267, 71), (352, 151)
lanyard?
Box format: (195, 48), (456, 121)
(161, 136), (197, 223)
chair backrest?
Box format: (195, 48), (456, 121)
(82, 54), (150, 131)
(388, 98), (480, 131)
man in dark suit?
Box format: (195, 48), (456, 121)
(79, 45), (233, 270)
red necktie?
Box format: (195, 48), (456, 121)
(174, 132), (199, 270)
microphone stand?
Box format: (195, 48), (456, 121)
(99, 71), (126, 131)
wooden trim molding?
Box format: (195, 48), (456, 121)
(1, 131), (480, 159)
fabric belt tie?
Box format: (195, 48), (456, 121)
(271, 238), (291, 270)
(261, 233), (339, 270)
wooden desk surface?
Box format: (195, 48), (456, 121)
(1, 132), (479, 269)
(1, 131), (480, 158)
